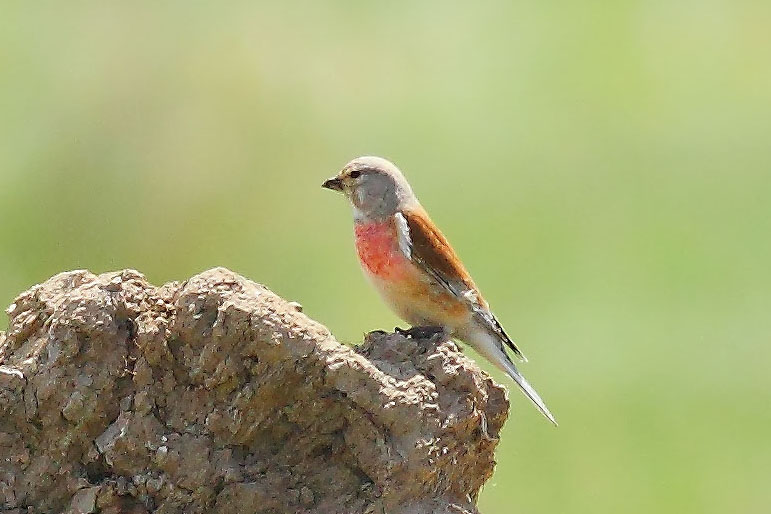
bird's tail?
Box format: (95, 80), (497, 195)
(467, 328), (558, 425)
(499, 356), (558, 426)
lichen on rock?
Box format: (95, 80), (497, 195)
(0, 268), (508, 513)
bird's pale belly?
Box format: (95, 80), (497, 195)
(354, 220), (469, 328)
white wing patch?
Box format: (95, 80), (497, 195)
(462, 289), (479, 304)
(394, 212), (412, 259)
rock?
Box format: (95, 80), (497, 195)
(0, 268), (508, 513)
(67, 486), (100, 514)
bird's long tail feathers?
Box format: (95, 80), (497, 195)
(500, 356), (558, 426)
(469, 329), (558, 425)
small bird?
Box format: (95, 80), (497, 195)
(322, 156), (557, 425)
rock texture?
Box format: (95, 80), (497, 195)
(0, 268), (508, 514)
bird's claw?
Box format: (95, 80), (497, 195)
(395, 325), (446, 340)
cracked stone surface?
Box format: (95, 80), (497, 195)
(0, 268), (508, 513)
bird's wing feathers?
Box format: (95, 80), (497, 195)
(398, 207), (527, 362)
(393, 211), (413, 260)
(395, 209), (474, 296)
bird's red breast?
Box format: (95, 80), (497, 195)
(354, 218), (411, 281)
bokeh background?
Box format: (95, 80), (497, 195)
(2, 2), (770, 513)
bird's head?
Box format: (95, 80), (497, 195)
(322, 156), (416, 220)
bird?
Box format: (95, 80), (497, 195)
(322, 156), (557, 425)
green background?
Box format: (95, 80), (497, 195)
(1, 2), (769, 513)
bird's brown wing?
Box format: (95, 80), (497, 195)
(399, 206), (527, 361)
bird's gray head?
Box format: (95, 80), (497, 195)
(322, 156), (416, 220)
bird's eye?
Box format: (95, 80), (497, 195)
(349, 170), (361, 179)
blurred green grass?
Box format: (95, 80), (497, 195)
(1, 2), (770, 513)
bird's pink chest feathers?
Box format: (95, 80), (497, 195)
(354, 220), (411, 281)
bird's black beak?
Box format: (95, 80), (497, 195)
(322, 177), (343, 192)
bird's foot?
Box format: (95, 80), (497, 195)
(394, 325), (446, 340)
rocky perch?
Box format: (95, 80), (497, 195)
(0, 268), (508, 514)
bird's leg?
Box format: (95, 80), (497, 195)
(394, 325), (447, 340)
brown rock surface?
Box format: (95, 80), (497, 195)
(0, 268), (508, 513)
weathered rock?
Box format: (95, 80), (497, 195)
(0, 268), (508, 513)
